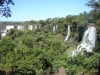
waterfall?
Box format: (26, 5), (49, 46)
(28, 25), (33, 30)
(17, 25), (22, 30)
(1, 26), (14, 37)
(35, 25), (37, 29)
(6, 26), (14, 30)
(17, 25), (25, 30)
(1, 32), (6, 37)
(53, 25), (58, 31)
(64, 25), (70, 41)
(53, 25), (56, 31)
(72, 26), (97, 56)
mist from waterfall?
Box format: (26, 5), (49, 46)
(64, 25), (70, 41)
(72, 26), (97, 56)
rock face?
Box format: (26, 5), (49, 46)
(53, 67), (67, 75)
(78, 26), (85, 42)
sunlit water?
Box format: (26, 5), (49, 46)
(64, 25), (70, 41)
(72, 26), (97, 56)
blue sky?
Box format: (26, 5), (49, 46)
(0, 0), (92, 21)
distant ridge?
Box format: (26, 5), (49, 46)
(0, 21), (25, 22)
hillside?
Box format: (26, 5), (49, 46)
(0, 3), (100, 75)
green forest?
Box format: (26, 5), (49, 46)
(0, 0), (100, 75)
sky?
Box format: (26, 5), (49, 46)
(0, 0), (92, 21)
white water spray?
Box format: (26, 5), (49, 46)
(35, 25), (37, 29)
(53, 25), (56, 31)
(1, 26), (14, 37)
(72, 26), (97, 56)
(28, 25), (33, 30)
(53, 25), (58, 31)
(17, 25), (25, 30)
(64, 25), (70, 41)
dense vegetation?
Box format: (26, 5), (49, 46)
(0, 0), (100, 75)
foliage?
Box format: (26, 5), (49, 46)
(0, 0), (14, 17)
(0, 1), (100, 75)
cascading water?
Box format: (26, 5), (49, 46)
(53, 25), (58, 31)
(28, 25), (33, 30)
(1, 26), (14, 37)
(72, 26), (97, 56)
(64, 25), (70, 41)
(17, 25), (24, 30)
(35, 25), (37, 29)
(53, 25), (56, 31)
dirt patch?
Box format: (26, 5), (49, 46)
(53, 67), (67, 75)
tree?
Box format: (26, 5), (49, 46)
(86, 0), (100, 11)
(0, 0), (14, 18)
